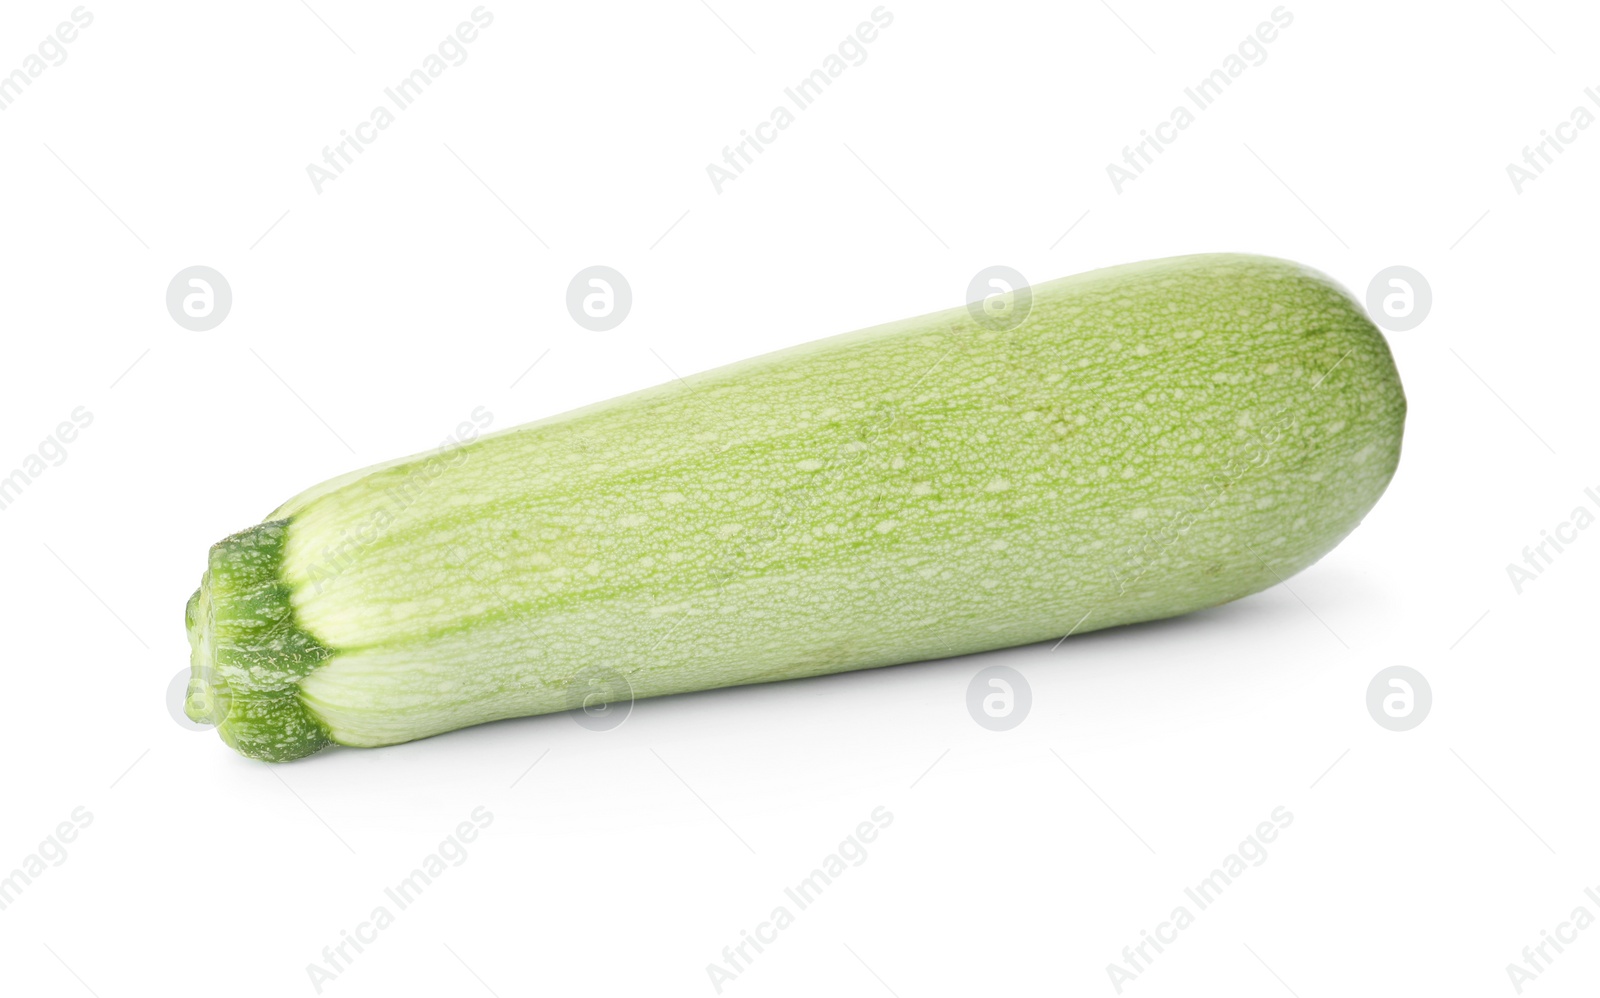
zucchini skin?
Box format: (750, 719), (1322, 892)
(187, 254), (1405, 761)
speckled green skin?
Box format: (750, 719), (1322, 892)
(185, 523), (335, 760)
(187, 254), (1405, 761)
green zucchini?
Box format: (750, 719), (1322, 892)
(185, 254), (1405, 761)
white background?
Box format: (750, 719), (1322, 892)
(0, 1), (1596, 995)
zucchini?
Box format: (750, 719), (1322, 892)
(186, 254), (1405, 761)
